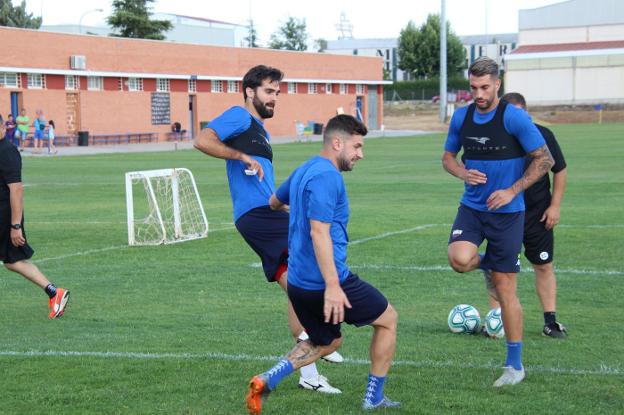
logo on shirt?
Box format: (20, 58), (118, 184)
(466, 136), (491, 144)
(540, 251), (549, 261)
(452, 229), (463, 238)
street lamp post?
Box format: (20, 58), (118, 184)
(78, 8), (104, 34)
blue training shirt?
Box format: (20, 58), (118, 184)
(207, 106), (276, 221)
(275, 156), (350, 290)
(444, 103), (545, 213)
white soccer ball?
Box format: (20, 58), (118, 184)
(448, 304), (481, 334)
(485, 307), (505, 339)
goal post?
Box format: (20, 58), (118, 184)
(125, 168), (208, 246)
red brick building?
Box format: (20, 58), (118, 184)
(0, 27), (387, 141)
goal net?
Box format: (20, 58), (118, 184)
(125, 168), (208, 246)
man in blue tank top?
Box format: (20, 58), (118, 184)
(194, 65), (342, 395)
(246, 115), (400, 414)
(442, 57), (554, 387)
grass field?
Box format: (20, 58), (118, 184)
(1, 123), (623, 414)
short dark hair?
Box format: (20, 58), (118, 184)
(323, 114), (368, 144)
(242, 65), (284, 100)
(469, 57), (499, 78)
(501, 92), (527, 109)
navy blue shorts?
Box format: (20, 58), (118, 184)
(288, 273), (389, 346)
(448, 204), (524, 273)
(235, 206), (288, 282)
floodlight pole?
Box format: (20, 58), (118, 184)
(440, 0), (448, 123)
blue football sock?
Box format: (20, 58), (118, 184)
(263, 359), (294, 391)
(364, 373), (386, 405)
(477, 253), (486, 270)
(505, 341), (523, 370)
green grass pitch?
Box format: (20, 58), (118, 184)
(1, 122), (623, 414)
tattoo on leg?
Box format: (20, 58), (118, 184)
(287, 340), (321, 364)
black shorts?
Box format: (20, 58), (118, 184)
(0, 204), (34, 264)
(449, 204), (524, 273)
(235, 206), (288, 282)
(523, 204), (554, 265)
(287, 273), (389, 346)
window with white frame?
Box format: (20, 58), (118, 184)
(308, 83), (317, 94)
(288, 82), (297, 94)
(339, 83), (347, 94)
(157, 78), (170, 92)
(188, 78), (196, 92)
(325, 83), (332, 94)
(87, 76), (103, 91)
(211, 80), (223, 93)
(127, 77), (143, 91)
(0, 72), (20, 88)
(65, 75), (80, 90)
(356, 84), (365, 95)
(28, 73), (45, 89)
(227, 80), (239, 93)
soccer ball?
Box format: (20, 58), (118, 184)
(447, 304), (481, 334)
(485, 307), (505, 339)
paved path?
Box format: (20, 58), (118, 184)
(21, 129), (431, 157)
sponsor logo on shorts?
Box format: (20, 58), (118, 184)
(540, 251), (549, 261)
(452, 229), (463, 238)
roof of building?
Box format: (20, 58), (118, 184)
(459, 33), (517, 45)
(511, 40), (624, 54)
(519, 0), (624, 30)
(156, 13), (245, 27)
(326, 38), (398, 50)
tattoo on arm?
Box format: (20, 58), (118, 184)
(287, 340), (321, 364)
(511, 144), (555, 194)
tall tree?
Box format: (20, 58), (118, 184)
(269, 17), (308, 51)
(398, 14), (465, 79)
(245, 19), (259, 47)
(0, 0), (42, 28)
(315, 38), (328, 53)
(107, 0), (172, 40)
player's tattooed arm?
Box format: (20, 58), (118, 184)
(511, 144), (555, 194)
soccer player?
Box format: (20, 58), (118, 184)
(0, 121), (70, 318)
(246, 114), (400, 414)
(193, 65), (342, 394)
(482, 92), (567, 338)
(442, 57), (554, 387)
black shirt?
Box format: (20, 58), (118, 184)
(523, 124), (566, 209)
(0, 137), (22, 203)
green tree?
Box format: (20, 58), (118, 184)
(315, 38), (328, 53)
(398, 14), (465, 79)
(107, 0), (172, 40)
(245, 19), (259, 47)
(269, 17), (308, 51)
(0, 0), (42, 28)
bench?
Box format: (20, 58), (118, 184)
(165, 131), (192, 141)
(89, 132), (158, 145)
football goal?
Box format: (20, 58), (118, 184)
(125, 168), (208, 246)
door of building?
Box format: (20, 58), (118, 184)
(188, 95), (197, 138)
(367, 87), (378, 130)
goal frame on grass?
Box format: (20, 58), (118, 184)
(125, 168), (208, 246)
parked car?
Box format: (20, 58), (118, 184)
(432, 90), (473, 104)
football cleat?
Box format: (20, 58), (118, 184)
(246, 375), (270, 415)
(362, 395), (401, 410)
(493, 366), (525, 387)
(48, 288), (70, 319)
(543, 322), (567, 339)
(298, 375), (341, 394)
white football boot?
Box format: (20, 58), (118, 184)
(493, 366), (525, 387)
(298, 374), (342, 394)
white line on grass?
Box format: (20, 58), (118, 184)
(349, 224), (442, 245)
(0, 350), (620, 377)
(31, 226), (236, 264)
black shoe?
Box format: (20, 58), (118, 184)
(543, 322), (567, 339)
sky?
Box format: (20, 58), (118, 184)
(26, 0), (564, 44)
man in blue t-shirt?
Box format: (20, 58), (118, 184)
(442, 57), (554, 387)
(246, 115), (400, 414)
(193, 65), (342, 395)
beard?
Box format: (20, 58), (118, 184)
(475, 96), (495, 110)
(253, 96), (275, 119)
(337, 152), (354, 172)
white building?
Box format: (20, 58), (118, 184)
(505, 0), (624, 105)
(325, 38), (406, 82)
(41, 13), (249, 47)
(459, 33), (517, 75)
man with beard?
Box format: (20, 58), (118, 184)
(194, 65), (342, 395)
(246, 115), (400, 414)
(441, 57), (554, 387)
